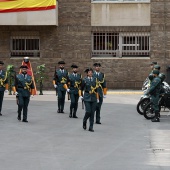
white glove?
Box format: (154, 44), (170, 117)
(103, 95), (106, 98)
(15, 92), (18, 96)
(80, 96), (83, 100)
(54, 84), (57, 88)
(67, 89), (70, 93)
(5, 90), (8, 93)
(97, 99), (99, 103)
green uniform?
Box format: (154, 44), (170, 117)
(93, 71), (106, 123)
(68, 73), (82, 117)
(146, 76), (161, 119)
(14, 74), (34, 121)
(81, 77), (97, 130)
(53, 69), (68, 112)
(0, 70), (8, 113)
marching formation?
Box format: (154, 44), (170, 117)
(53, 61), (107, 132)
(0, 59), (107, 132)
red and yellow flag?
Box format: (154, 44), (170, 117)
(0, 0), (56, 13)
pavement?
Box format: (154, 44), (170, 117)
(0, 90), (170, 170)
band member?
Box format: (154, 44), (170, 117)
(12, 65), (34, 122)
(0, 61), (8, 116)
(81, 68), (98, 132)
(53, 61), (68, 113)
(64, 64), (82, 118)
(93, 63), (107, 124)
(21, 57), (37, 95)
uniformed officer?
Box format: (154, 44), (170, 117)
(12, 65), (34, 122)
(145, 62), (158, 88)
(64, 64), (82, 118)
(145, 70), (161, 122)
(53, 61), (68, 113)
(81, 68), (98, 132)
(0, 61), (8, 116)
(150, 61), (157, 71)
(93, 63), (107, 124)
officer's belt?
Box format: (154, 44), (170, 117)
(18, 87), (28, 89)
(85, 90), (95, 94)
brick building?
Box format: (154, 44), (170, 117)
(0, 0), (170, 90)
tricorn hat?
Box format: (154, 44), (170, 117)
(58, 61), (65, 64)
(93, 63), (101, 67)
(150, 61), (157, 65)
(84, 68), (93, 73)
(0, 61), (4, 65)
(71, 64), (78, 68)
(154, 64), (161, 70)
(20, 65), (28, 69)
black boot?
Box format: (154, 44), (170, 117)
(17, 111), (21, 121)
(151, 117), (160, 122)
(73, 110), (78, 118)
(73, 103), (78, 118)
(69, 109), (72, 118)
(83, 122), (86, 130)
(89, 128), (94, 132)
(151, 111), (160, 122)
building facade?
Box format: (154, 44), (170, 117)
(0, 0), (169, 90)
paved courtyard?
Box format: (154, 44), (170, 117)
(0, 91), (170, 170)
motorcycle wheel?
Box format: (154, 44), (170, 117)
(143, 102), (155, 119)
(137, 98), (150, 115)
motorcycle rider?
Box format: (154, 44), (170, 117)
(145, 70), (161, 122)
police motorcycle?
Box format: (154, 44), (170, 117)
(136, 73), (170, 115)
(136, 75), (152, 115)
(143, 75), (170, 119)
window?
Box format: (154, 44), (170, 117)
(10, 36), (40, 57)
(92, 32), (150, 57)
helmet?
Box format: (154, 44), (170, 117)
(23, 57), (29, 63)
(159, 73), (166, 82)
(148, 74), (154, 81)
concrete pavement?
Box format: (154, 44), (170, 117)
(0, 91), (170, 170)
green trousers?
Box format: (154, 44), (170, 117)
(95, 95), (103, 123)
(18, 96), (30, 120)
(83, 101), (97, 129)
(70, 93), (79, 116)
(57, 90), (66, 111)
(0, 91), (4, 113)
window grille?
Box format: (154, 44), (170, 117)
(92, 32), (150, 57)
(10, 36), (40, 57)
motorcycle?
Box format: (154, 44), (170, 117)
(143, 90), (170, 119)
(136, 78), (170, 115)
(136, 77), (150, 115)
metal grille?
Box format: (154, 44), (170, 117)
(10, 36), (40, 57)
(92, 32), (150, 57)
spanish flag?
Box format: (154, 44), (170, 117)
(0, 0), (56, 13)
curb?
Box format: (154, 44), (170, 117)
(107, 91), (143, 95)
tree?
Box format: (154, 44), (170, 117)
(35, 64), (48, 95)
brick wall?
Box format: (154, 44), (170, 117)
(0, 1), (169, 90)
